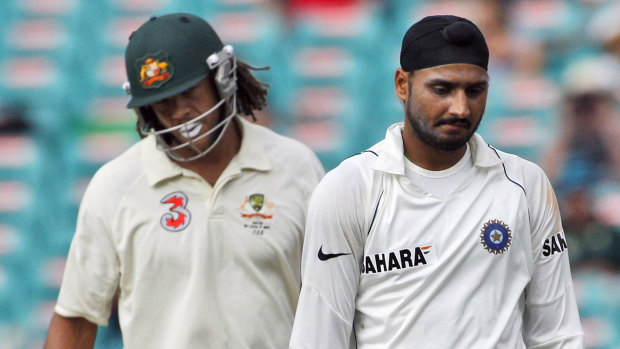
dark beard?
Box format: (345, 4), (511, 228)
(406, 97), (481, 151)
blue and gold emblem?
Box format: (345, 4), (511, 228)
(480, 219), (511, 255)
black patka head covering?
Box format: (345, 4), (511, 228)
(400, 15), (489, 72)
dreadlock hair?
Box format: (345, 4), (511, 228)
(234, 59), (270, 121)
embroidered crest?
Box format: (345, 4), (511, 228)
(160, 191), (191, 232)
(135, 51), (174, 88)
(249, 193), (264, 212)
(240, 193), (274, 219)
(239, 193), (275, 235)
(480, 219), (512, 255)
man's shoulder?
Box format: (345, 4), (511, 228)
(243, 120), (325, 177)
(340, 148), (383, 172)
(491, 145), (545, 174)
(89, 139), (146, 190)
(471, 133), (543, 174)
(343, 137), (388, 168)
(247, 121), (315, 155)
(485, 143), (551, 193)
(77, 138), (148, 213)
(319, 142), (385, 190)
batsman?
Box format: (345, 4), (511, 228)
(45, 12), (323, 348)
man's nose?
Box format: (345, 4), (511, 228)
(448, 90), (470, 118)
(168, 96), (192, 121)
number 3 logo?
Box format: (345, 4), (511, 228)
(160, 191), (191, 232)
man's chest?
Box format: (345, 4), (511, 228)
(361, 173), (532, 277)
(111, 177), (306, 273)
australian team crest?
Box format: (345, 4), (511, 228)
(240, 193), (275, 235)
(135, 51), (174, 88)
(480, 219), (512, 255)
(240, 193), (274, 219)
(249, 193), (264, 212)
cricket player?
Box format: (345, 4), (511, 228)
(44, 13), (324, 348)
(290, 15), (584, 348)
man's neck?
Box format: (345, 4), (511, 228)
(402, 133), (468, 171)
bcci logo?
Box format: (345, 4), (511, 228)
(160, 191), (191, 232)
(480, 219), (512, 255)
(135, 51), (174, 88)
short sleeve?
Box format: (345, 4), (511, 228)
(55, 175), (120, 326)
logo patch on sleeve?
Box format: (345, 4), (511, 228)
(542, 232), (568, 257)
(480, 219), (512, 255)
(362, 243), (435, 274)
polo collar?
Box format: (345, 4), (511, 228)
(371, 122), (503, 175)
(142, 116), (272, 186)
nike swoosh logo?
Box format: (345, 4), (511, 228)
(318, 245), (351, 261)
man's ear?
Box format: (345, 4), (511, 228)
(394, 68), (411, 102)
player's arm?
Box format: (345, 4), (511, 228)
(49, 171), (121, 344)
(44, 313), (97, 349)
(290, 162), (367, 349)
(522, 166), (584, 348)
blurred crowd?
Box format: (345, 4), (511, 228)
(1, 0), (620, 348)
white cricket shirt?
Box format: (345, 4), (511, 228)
(56, 117), (324, 348)
(290, 123), (584, 349)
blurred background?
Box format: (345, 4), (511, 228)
(0, 0), (619, 347)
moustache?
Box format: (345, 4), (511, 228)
(436, 118), (471, 128)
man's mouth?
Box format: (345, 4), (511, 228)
(180, 123), (203, 139)
(437, 119), (471, 128)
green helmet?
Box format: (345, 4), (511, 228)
(124, 13), (224, 108)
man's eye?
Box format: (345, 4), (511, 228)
(433, 86), (450, 95)
(153, 99), (170, 109)
(467, 87), (486, 97)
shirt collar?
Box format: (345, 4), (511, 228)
(143, 116), (272, 186)
(371, 122), (503, 175)
(235, 116), (272, 171)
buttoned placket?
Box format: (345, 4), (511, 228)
(186, 157), (242, 219)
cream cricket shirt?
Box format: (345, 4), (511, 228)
(56, 117), (324, 348)
(290, 123), (584, 349)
